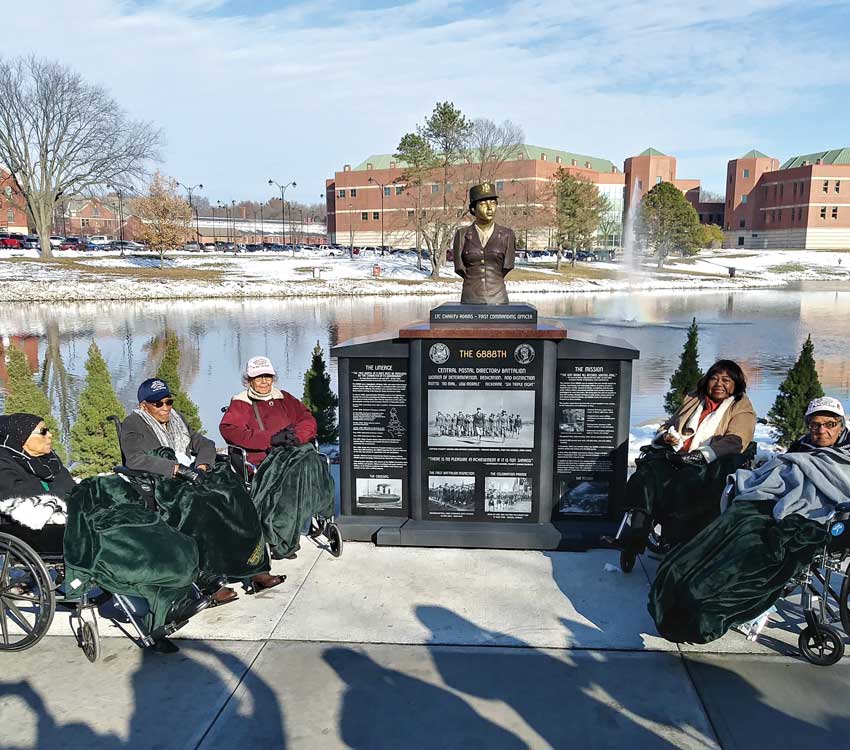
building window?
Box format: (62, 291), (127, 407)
(431, 184), (439, 194)
(772, 210), (776, 222)
(384, 186), (391, 197)
(395, 185), (404, 195)
(585, 161), (591, 168)
(823, 180), (829, 193)
(699, 214), (704, 222)
(766, 213), (770, 225)
(779, 183), (784, 197)
(338, 189), (346, 198)
(366, 163), (373, 170)
(793, 182), (797, 196)
(637, 179), (643, 190)
(743, 168), (750, 178)
(798, 207), (803, 220)
(407, 210), (414, 219)
(738, 236), (745, 246)
(773, 185), (777, 198)
(445, 183), (452, 193)
(495, 181), (504, 192)
(360, 212), (368, 221)
(540, 153), (547, 161)
(656, 176), (662, 184)
(555, 156), (562, 164)
(778, 209), (782, 221)
(7, 208), (14, 222)
(373, 211), (380, 220)
(833, 206), (839, 219)
(739, 219), (746, 228)
(81, 218), (90, 227)
(741, 194), (748, 204)
(820, 207), (827, 219)
(92, 205), (100, 218)
(836, 181), (841, 194)
(350, 188), (357, 198)
(571, 159), (577, 166)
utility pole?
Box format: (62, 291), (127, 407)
(268, 179), (296, 244)
(177, 182), (203, 243)
(368, 176), (387, 254)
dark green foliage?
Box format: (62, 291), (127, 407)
(302, 341), (338, 443)
(638, 182), (701, 267)
(3, 344), (65, 461)
(154, 331), (202, 433)
(664, 318), (703, 415)
(768, 335), (824, 447)
(70, 342), (125, 476)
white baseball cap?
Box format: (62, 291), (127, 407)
(246, 356), (276, 378)
(805, 396), (845, 420)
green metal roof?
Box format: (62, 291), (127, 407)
(637, 147), (666, 157)
(352, 144), (616, 173)
(740, 149), (771, 159)
(781, 148), (850, 169)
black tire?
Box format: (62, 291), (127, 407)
(308, 517), (324, 539)
(80, 619), (101, 663)
(326, 524), (343, 558)
(839, 569), (850, 636)
(798, 624), (845, 666)
(620, 549), (637, 573)
(0, 532), (56, 652)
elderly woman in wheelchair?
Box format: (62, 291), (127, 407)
(649, 396), (850, 666)
(616, 360), (756, 571)
(0, 412), (210, 658)
(219, 355), (339, 560)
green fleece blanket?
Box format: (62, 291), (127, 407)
(150, 450), (269, 580)
(648, 500), (826, 643)
(250, 445), (335, 556)
(63, 475), (199, 631)
(624, 443), (756, 546)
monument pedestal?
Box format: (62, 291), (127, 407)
(332, 303), (638, 551)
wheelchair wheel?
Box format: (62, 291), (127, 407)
(798, 624), (845, 666)
(0, 532), (56, 652)
(620, 549), (637, 573)
(79, 618), (101, 663)
(326, 523), (343, 558)
(308, 517), (324, 540)
(839, 570), (850, 636)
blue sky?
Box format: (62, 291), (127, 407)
(7, 0), (850, 204)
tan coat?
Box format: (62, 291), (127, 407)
(654, 393), (756, 462)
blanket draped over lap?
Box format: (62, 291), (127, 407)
(250, 444), (335, 556)
(62, 475), (199, 631)
(646, 446), (850, 645)
(150, 448), (269, 580)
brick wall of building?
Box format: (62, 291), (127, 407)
(0, 171), (29, 233)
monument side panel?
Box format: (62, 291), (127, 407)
(348, 358), (409, 517)
(421, 339), (541, 523)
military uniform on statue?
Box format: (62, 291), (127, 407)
(453, 182), (516, 305)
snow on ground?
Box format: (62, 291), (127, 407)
(0, 247), (848, 302)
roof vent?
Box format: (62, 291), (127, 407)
(343, 164), (351, 171)
(366, 163), (373, 170)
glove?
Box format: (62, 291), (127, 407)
(174, 464), (205, 484)
(270, 426), (298, 448)
(672, 450), (707, 467)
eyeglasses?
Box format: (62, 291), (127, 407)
(31, 427), (50, 436)
(148, 398), (175, 408)
(810, 420), (841, 431)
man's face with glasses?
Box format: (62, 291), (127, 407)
(808, 414), (844, 448)
(142, 397), (175, 424)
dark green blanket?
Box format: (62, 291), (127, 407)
(624, 444), (755, 546)
(251, 445), (335, 556)
(63, 475), (199, 631)
(648, 500), (826, 643)
(151, 454), (269, 581)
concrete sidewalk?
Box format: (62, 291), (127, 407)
(1, 541), (849, 749)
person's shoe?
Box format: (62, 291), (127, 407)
(211, 587), (238, 606)
(250, 573), (285, 591)
(197, 574), (228, 596)
(165, 594), (212, 626)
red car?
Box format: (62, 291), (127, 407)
(59, 237), (85, 251)
(0, 232), (25, 249)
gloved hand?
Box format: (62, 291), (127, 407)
(174, 464), (205, 484)
(270, 426), (299, 448)
(672, 450), (707, 467)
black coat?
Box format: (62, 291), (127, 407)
(120, 411), (217, 478)
(452, 222), (516, 304)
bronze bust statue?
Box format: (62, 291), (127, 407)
(452, 182), (516, 305)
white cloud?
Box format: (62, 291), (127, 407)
(5, 0), (849, 198)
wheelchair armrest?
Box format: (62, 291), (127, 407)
(835, 502), (850, 513)
(114, 465), (157, 479)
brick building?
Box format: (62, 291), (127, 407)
(0, 170), (29, 233)
(623, 148), (702, 213)
(724, 147), (850, 249)
(56, 198), (123, 238)
(325, 145), (624, 250)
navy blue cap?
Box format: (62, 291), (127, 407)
(137, 378), (172, 403)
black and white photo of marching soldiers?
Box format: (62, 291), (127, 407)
(355, 478), (403, 509)
(484, 476), (533, 515)
(559, 407), (586, 435)
(428, 475), (476, 514)
(428, 390), (534, 448)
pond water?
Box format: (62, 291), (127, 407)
(1, 285), (848, 448)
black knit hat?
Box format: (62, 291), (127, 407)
(0, 413), (44, 452)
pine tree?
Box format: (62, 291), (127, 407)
(663, 318), (703, 415)
(2, 344), (65, 461)
(70, 342), (125, 476)
(302, 341), (339, 443)
(154, 331), (203, 433)
(768, 334), (824, 447)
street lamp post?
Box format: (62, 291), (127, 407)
(231, 200), (237, 245)
(108, 185), (125, 256)
(268, 179), (296, 244)
(348, 203), (354, 258)
(367, 176), (387, 255)
(216, 200), (227, 243)
(177, 182), (203, 243)
(260, 203), (265, 245)
(212, 205), (218, 244)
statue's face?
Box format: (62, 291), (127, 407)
(472, 199), (497, 224)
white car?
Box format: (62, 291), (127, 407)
(49, 235), (64, 248)
(87, 235), (111, 246)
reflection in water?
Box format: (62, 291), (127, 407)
(0, 290), (848, 444)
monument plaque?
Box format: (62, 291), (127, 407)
(423, 339), (542, 523)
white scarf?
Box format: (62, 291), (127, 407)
(134, 407), (192, 465)
(679, 397), (735, 452)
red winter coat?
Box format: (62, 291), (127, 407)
(219, 389), (318, 467)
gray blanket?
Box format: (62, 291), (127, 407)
(723, 447), (850, 524)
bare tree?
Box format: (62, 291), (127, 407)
(466, 118), (524, 182)
(0, 55), (161, 257)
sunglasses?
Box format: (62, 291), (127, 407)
(148, 398), (175, 408)
(31, 427), (50, 436)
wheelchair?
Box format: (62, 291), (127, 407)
(221, 421), (342, 559)
(742, 501), (850, 667)
(615, 441), (758, 573)
(0, 527), (195, 663)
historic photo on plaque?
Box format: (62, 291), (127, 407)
(428, 475), (476, 515)
(428, 391), (534, 448)
(485, 476), (532, 516)
(356, 478), (403, 510)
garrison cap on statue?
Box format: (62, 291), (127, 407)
(468, 182), (498, 208)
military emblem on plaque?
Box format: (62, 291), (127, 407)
(514, 343), (535, 364)
(429, 342), (450, 364)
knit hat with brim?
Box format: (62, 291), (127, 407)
(0, 413), (43, 452)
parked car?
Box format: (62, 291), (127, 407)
(22, 235), (41, 249)
(59, 237), (85, 251)
(87, 235), (111, 246)
(202, 243), (216, 252)
(109, 240), (144, 252)
(0, 233), (24, 249)
(183, 242), (202, 253)
(49, 235), (64, 248)
(245, 243), (264, 252)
